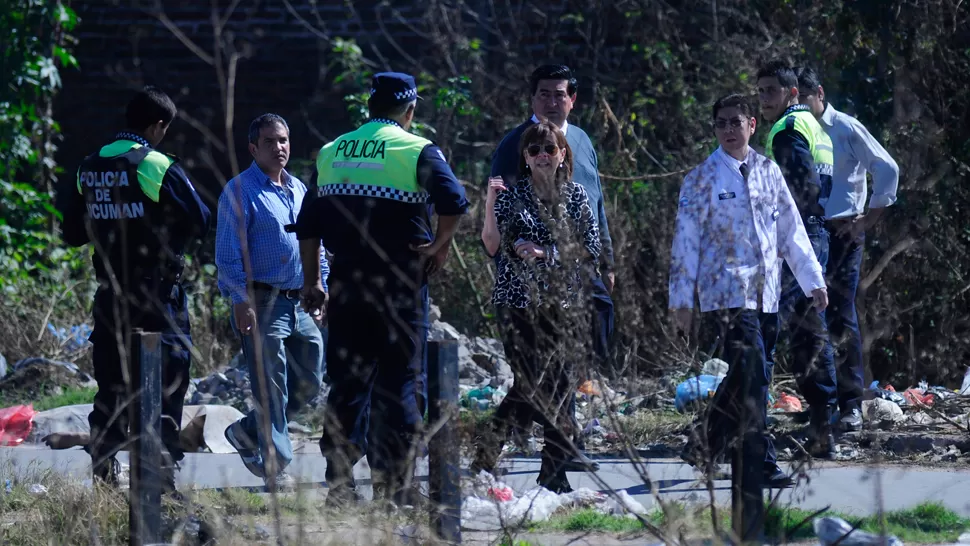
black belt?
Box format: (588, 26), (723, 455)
(251, 281), (301, 299)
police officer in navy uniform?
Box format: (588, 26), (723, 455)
(295, 72), (469, 507)
(58, 86), (211, 491)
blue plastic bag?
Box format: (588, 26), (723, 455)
(675, 375), (724, 412)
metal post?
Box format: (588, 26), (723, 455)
(129, 329), (163, 546)
(732, 376), (765, 544)
(427, 339), (462, 544)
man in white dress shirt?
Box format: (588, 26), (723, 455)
(669, 94), (829, 488)
(795, 67), (900, 432)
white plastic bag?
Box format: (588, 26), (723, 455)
(813, 516), (903, 546)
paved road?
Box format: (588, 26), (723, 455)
(2, 445), (969, 519)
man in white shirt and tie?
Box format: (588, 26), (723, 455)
(669, 93), (828, 488)
(795, 67), (900, 432)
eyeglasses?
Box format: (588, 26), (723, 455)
(714, 118), (747, 130)
(527, 144), (559, 157)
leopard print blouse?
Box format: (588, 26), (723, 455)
(491, 176), (601, 309)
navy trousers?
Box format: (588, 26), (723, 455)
(88, 283), (192, 474)
(825, 223), (865, 415)
(320, 266), (428, 494)
(778, 218), (838, 424)
(703, 309), (778, 469)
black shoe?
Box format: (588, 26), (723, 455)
(800, 422), (837, 461)
(538, 473), (573, 494)
(559, 451), (600, 473)
(537, 454), (574, 494)
(763, 465), (794, 489)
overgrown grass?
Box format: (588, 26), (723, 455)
(611, 409), (694, 448)
(532, 508), (657, 533)
(529, 501), (970, 544)
(0, 386), (96, 413)
(766, 501), (970, 544)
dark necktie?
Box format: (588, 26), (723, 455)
(739, 163), (750, 181)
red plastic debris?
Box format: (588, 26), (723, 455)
(903, 388), (935, 407)
(0, 404), (37, 446)
(487, 487), (514, 502)
(772, 393), (803, 413)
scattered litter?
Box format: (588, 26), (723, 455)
(674, 375), (723, 412)
(908, 412), (937, 426)
(863, 398), (905, 430)
(393, 524), (421, 543)
(12, 357), (83, 376)
(45, 323), (93, 354)
(701, 358), (729, 377)
(487, 486), (514, 502)
(773, 393), (803, 413)
(902, 387), (935, 407)
(835, 446), (861, 461)
(578, 380), (601, 397)
(0, 404), (37, 446)
(461, 471), (647, 530)
(868, 381), (907, 407)
(27, 484), (47, 496)
(814, 516), (903, 546)
(4, 479), (11, 493)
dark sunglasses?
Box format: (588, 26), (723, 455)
(527, 143), (559, 157)
(714, 118), (747, 130)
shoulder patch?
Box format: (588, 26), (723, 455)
(437, 149), (447, 162)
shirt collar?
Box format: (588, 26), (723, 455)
(716, 146), (749, 171)
(115, 132), (151, 148)
(247, 160), (294, 188)
(530, 114), (568, 136)
(820, 102), (837, 127)
(368, 117), (402, 128)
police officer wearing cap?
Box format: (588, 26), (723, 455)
(58, 86), (211, 491)
(294, 72), (469, 507)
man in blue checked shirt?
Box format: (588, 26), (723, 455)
(215, 113), (329, 491)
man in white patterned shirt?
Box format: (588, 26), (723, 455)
(669, 94), (828, 488)
(795, 67), (900, 432)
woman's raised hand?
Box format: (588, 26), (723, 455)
(485, 176), (507, 205)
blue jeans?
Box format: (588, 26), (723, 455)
(826, 222), (865, 414)
(703, 309), (778, 469)
(778, 218), (838, 422)
(231, 290), (325, 475)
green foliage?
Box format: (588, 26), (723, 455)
(0, 1), (83, 292)
(317, 0), (970, 384)
(0, 1), (91, 365)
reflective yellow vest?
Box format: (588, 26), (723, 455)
(765, 106), (834, 178)
(315, 120), (431, 204)
(77, 140), (175, 203)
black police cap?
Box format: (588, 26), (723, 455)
(369, 72), (421, 110)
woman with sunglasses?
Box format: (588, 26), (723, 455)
(477, 119), (601, 493)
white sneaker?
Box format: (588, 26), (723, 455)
(264, 471), (297, 492)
